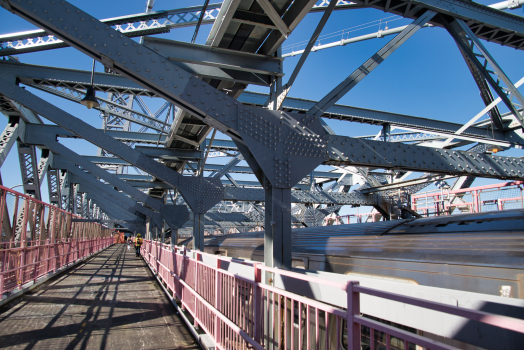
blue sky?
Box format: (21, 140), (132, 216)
(1, 0), (524, 215)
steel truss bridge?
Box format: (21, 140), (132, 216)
(1, 0), (524, 348)
(1, 0), (524, 260)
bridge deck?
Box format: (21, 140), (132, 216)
(0, 244), (199, 350)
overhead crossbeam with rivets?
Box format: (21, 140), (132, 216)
(323, 135), (524, 180)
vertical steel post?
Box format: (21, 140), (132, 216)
(264, 176), (274, 284)
(347, 281), (361, 350)
(214, 256), (221, 346)
(193, 213), (205, 251)
(253, 263), (262, 344)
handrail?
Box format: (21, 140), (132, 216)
(143, 240), (524, 350)
(0, 238), (113, 295)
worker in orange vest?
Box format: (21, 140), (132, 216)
(135, 233), (143, 257)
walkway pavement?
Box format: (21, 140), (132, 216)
(0, 244), (199, 350)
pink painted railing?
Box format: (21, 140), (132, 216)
(0, 237), (113, 295)
(143, 240), (524, 350)
(0, 185), (114, 296)
(411, 181), (524, 217)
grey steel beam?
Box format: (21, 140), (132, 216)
(258, 0), (318, 56)
(0, 95), (43, 124)
(0, 119), (22, 168)
(308, 11), (436, 119)
(349, 0), (524, 51)
(0, 60), (155, 97)
(143, 37), (283, 83)
(3, 60), (514, 145)
(324, 136), (524, 180)
(276, 0), (337, 109)
(1, 81), (223, 215)
(412, 0), (524, 35)
(47, 169), (61, 206)
(230, 9), (277, 30)
(124, 179), (271, 189)
(13, 123), (171, 145)
(445, 18), (524, 128)
(80, 190), (144, 228)
(80, 188), (143, 222)
(37, 140), (172, 227)
(37, 149), (51, 187)
(80, 188), (138, 222)
(456, 47), (504, 129)
(53, 155), (157, 220)
(134, 146), (203, 160)
(0, 3), (223, 56)
(211, 153), (243, 179)
(224, 187), (379, 205)
(59, 170), (71, 211)
(239, 92), (515, 145)
(31, 84), (167, 132)
(255, 0), (291, 38)
(359, 174), (458, 194)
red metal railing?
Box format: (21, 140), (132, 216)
(143, 240), (524, 350)
(0, 185), (113, 296)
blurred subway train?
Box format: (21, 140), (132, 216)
(203, 209), (524, 299)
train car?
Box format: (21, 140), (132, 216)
(204, 209), (524, 299)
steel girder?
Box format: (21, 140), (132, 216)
(53, 156), (159, 223)
(0, 3), (223, 56)
(275, 0), (338, 109)
(238, 92), (518, 146)
(1, 80), (223, 216)
(46, 168), (61, 206)
(77, 184), (144, 223)
(0, 119), (21, 167)
(4, 0), (517, 185)
(323, 135), (524, 180)
(32, 84), (167, 132)
(358, 0), (524, 50)
(0, 1), (358, 56)
(142, 37), (282, 86)
(1, 60), (517, 146)
(223, 187), (380, 205)
(445, 18), (524, 128)
(308, 10), (437, 119)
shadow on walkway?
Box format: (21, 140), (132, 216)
(0, 245), (200, 350)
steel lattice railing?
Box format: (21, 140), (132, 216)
(0, 185), (113, 296)
(142, 240), (524, 350)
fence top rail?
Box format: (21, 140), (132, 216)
(0, 184), (110, 230)
(354, 285), (524, 335)
(146, 240), (348, 290)
(411, 181), (524, 199)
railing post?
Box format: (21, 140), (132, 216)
(253, 263), (262, 344)
(194, 252), (200, 328)
(215, 257), (222, 346)
(347, 281), (360, 350)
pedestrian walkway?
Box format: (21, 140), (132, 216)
(0, 244), (199, 350)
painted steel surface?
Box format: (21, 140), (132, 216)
(0, 185), (113, 296)
(143, 240), (524, 349)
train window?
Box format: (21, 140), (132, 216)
(435, 223), (449, 227)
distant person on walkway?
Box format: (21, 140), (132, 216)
(135, 234), (143, 257)
(127, 236), (132, 251)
